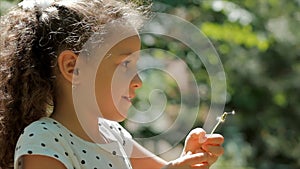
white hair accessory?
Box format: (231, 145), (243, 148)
(18, 0), (55, 10)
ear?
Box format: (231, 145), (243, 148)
(57, 50), (78, 83)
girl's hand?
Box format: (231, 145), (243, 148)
(162, 152), (210, 169)
(181, 128), (224, 167)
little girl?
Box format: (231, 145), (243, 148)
(0, 0), (224, 169)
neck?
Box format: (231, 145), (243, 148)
(51, 89), (108, 144)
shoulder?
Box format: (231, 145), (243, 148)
(99, 119), (133, 142)
(16, 117), (62, 147)
(110, 120), (132, 139)
(99, 119), (134, 156)
(14, 117), (73, 169)
(21, 117), (61, 134)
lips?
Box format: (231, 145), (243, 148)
(122, 96), (132, 103)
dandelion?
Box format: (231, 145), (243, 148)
(210, 110), (235, 134)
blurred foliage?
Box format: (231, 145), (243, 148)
(135, 0), (300, 168)
(1, 0), (299, 169)
(0, 0), (18, 15)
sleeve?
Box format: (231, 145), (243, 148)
(14, 121), (74, 169)
(110, 121), (134, 157)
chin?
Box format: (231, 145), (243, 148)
(103, 110), (128, 122)
(115, 117), (126, 122)
(116, 111), (128, 122)
(108, 115), (127, 122)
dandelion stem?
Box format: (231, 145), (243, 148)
(210, 120), (222, 134)
(210, 110), (235, 134)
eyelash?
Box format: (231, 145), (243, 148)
(122, 60), (131, 68)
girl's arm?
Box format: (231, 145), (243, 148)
(19, 155), (67, 169)
(130, 139), (167, 169)
(130, 128), (224, 169)
(130, 139), (211, 169)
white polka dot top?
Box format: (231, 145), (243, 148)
(14, 117), (134, 169)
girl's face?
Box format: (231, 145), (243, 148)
(95, 35), (142, 121)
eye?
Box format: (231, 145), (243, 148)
(121, 60), (131, 68)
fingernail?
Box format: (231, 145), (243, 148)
(201, 144), (208, 152)
(199, 135), (207, 144)
(186, 151), (192, 155)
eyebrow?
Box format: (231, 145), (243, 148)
(119, 52), (134, 56)
(118, 53), (133, 62)
(103, 52), (133, 59)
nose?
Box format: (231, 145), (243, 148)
(130, 74), (142, 90)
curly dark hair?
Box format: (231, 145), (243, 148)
(0, 0), (145, 168)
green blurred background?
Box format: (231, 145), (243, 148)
(1, 0), (299, 169)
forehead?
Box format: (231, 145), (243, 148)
(108, 35), (141, 55)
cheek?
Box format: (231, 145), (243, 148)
(112, 67), (135, 90)
(95, 67), (122, 106)
(94, 63), (131, 106)
(95, 70), (112, 104)
(111, 69), (131, 95)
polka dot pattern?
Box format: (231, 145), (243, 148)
(14, 117), (134, 169)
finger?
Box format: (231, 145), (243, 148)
(195, 149), (205, 154)
(184, 128), (207, 153)
(207, 154), (218, 166)
(190, 153), (218, 167)
(202, 145), (224, 156)
(183, 152), (208, 166)
(181, 150), (193, 157)
(170, 153), (208, 168)
(191, 163), (209, 169)
(188, 128), (207, 142)
(195, 147), (221, 165)
(204, 134), (224, 145)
